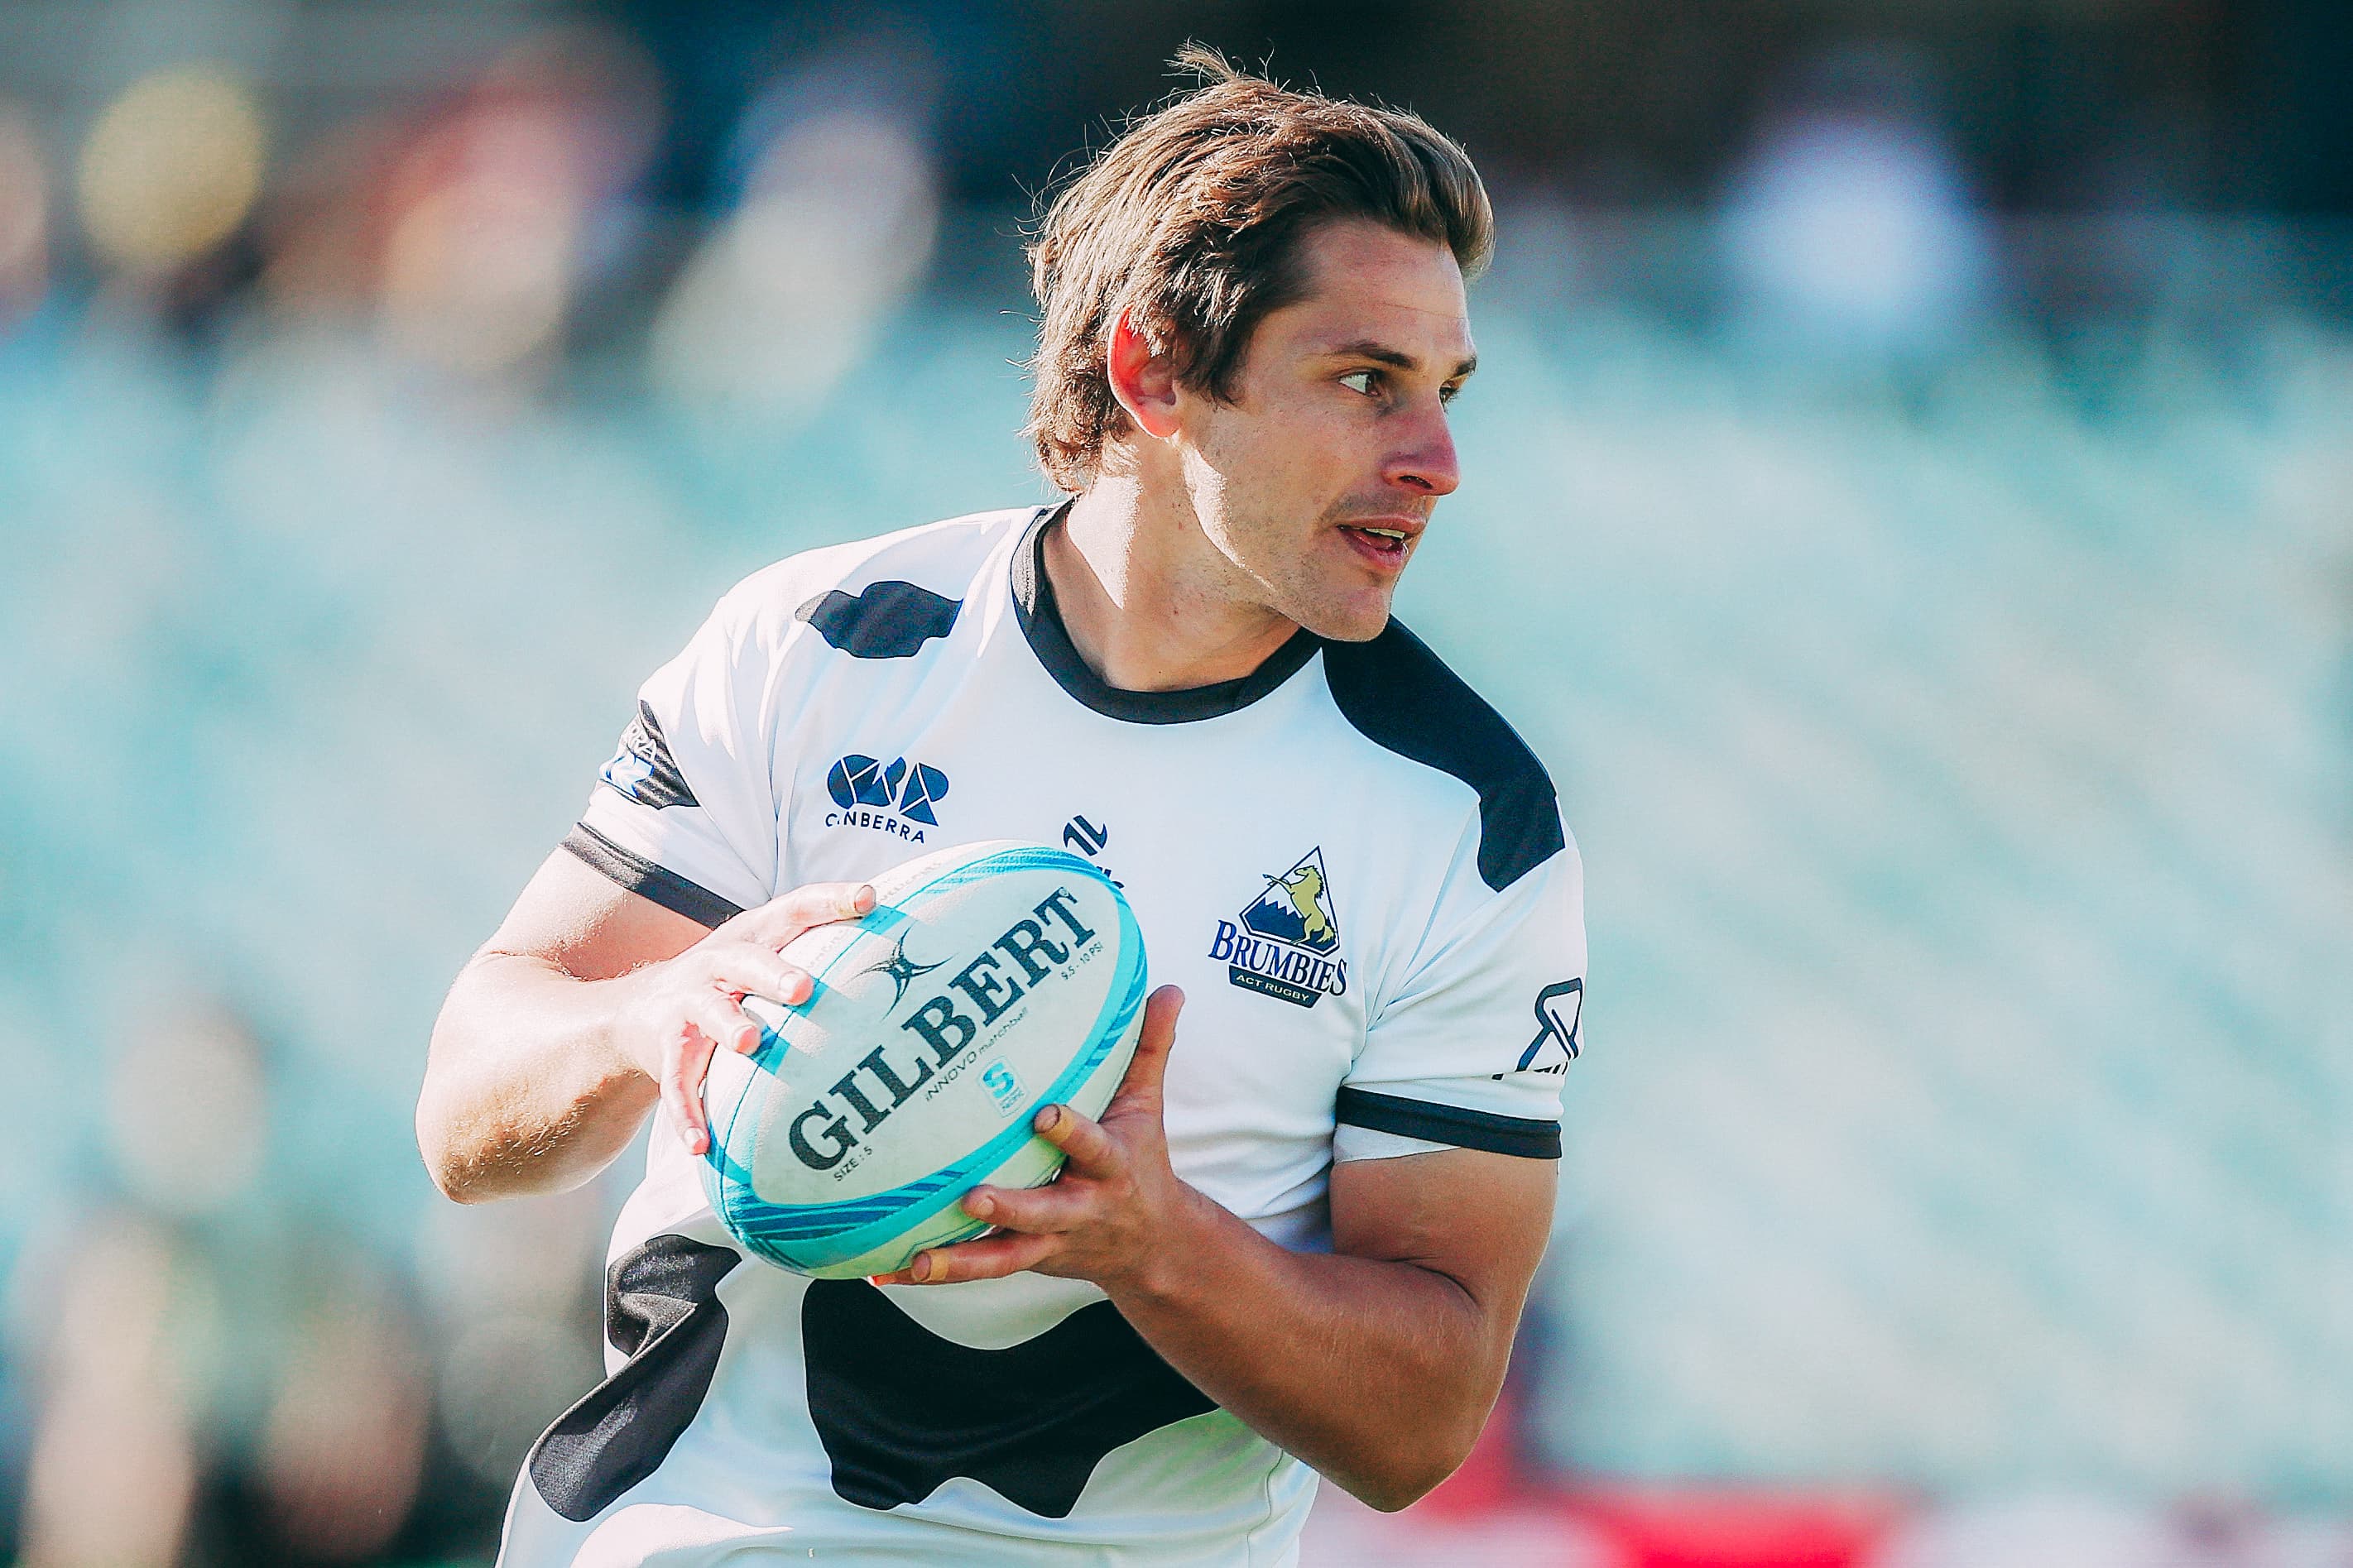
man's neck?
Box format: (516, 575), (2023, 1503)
(1044, 478), (1302, 693)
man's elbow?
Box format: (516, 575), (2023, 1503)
(414, 1083), (507, 1206)
(423, 1154), (494, 1205)
(416, 1110), (485, 1205)
(1347, 1416), (1486, 1513)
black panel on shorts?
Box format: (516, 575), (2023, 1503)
(529, 1235), (742, 1522)
(1012, 506), (1320, 724)
(802, 1278), (1215, 1517)
(798, 580), (963, 659)
(560, 822), (745, 928)
(1321, 622), (1565, 891)
(1335, 1086), (1563, 1159)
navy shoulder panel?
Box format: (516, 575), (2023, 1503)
(797, 581), (961, 659)
(1322, 621), (1566, 891)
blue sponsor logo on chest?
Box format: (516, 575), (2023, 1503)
(823, 753), (949, 842)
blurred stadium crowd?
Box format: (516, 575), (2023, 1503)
(0, 2), (2348, 1564)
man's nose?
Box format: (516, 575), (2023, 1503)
(1384, 408), (1459, 497)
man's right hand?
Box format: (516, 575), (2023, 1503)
(421, 850), (886, 1203)
(615, 881), (876, 1156)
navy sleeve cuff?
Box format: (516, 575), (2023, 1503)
(561, 823), (746, 929)
(1333, 1087), (1562, 1159)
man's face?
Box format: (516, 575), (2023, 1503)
(1178, 218), (1476, 642)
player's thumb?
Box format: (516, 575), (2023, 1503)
(1121, 985), (1184, 1103)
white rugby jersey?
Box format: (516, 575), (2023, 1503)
(500, 504), (1586, 1566)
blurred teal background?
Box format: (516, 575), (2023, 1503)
(1, 2), (2348, 1563)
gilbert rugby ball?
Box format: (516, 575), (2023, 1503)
(699, 840), (1146, 1278)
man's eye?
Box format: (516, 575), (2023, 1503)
(1439, 382), (1462, 405)
(1339, 370), (1380, 396)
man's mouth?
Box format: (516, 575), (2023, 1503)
(1338, 522), (1418, 568)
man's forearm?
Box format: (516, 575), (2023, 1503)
(417, 953), (654, 1203)
(1107, 1184), (1511, 1510)
(890, 991), (1552, 1508)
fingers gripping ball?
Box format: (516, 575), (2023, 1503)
(699, 841), (1147, 1278)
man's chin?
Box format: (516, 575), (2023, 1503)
(1284, 591), (1395, 643)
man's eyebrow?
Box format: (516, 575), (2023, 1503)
(1320, 340), (1478, 379)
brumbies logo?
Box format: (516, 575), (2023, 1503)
(1209, 848), (1347, 1009)
(824, 754), (950, 842)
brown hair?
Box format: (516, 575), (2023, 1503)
(1024, 46), (1492, 493)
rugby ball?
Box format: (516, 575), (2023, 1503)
(699, 840), (1146, 1278)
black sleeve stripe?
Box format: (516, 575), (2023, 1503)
(1335, 1087), (1562, 1160)
(561, 823), (745, 929)
(1320, 621), (1566, 892)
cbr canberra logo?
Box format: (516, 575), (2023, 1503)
(824, 754), (948, 842)
(1210, 847), (1347, 1009)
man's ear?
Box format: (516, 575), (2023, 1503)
(1106, 310), (1183, 442)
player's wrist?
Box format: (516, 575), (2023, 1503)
(598, 963), (666, 1086)
(1111, 1179), (1225, 1307)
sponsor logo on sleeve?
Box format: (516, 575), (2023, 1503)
(1498, 979), (1582, 1077)
(601, 702), (699, 810)
(1208, 847), (1347, 1009)
(823, 754), (950, 842)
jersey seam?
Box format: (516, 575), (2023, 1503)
(1251, 1440), (1284, 1566)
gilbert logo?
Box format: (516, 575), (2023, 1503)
(785, 886), (1099, 1172)
(824, 754), (949, 842)
(1208, 848), (1347, 1009)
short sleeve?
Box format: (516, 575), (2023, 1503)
(564, 592), (779, 927)
(1335, 831), (1584, 1162)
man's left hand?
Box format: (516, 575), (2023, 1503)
(874, 984), (1198, 1292)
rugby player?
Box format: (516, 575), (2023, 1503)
(419, 47), (1586, 1564)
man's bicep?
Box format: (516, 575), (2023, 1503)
(1328, 1147), (1556, 1310)
(479, 847), (719, 981)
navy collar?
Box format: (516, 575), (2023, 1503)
(1010, 504), (1322, 726)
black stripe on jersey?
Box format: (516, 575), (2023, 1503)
(802, 1278), (1215, 1518)
(1014, 505), (1321, 723)
(529, 1235), (742, 1522)
(797, 580), (963, 659)
(561, 822), (745, 928)
(1336, 1087), (1563, 1159)
(1322, 622), (1566, 891)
